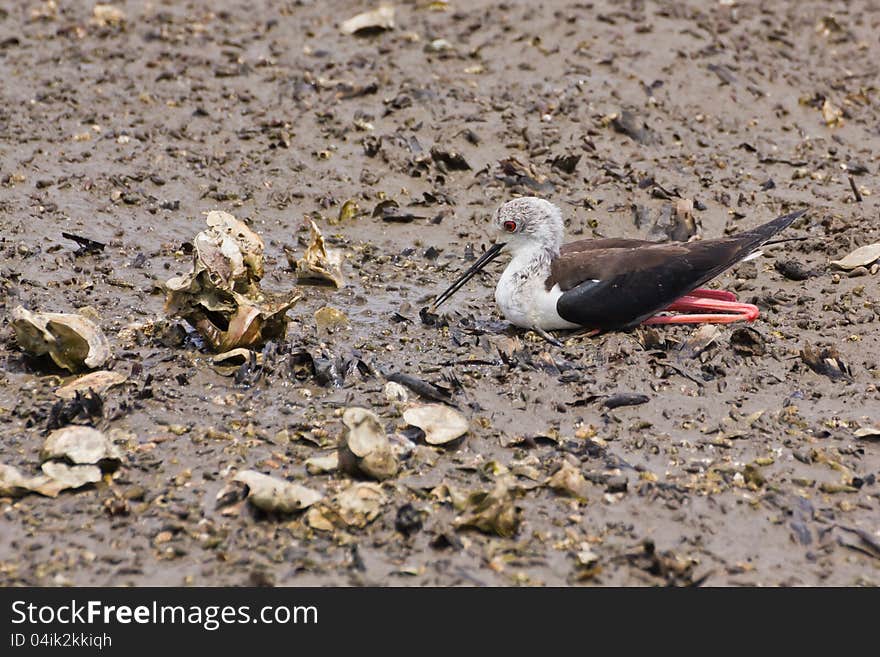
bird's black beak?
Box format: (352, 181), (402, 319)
(431, 242), (506, 311)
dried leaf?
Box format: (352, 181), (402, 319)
(402, 404), (468, 445)
(11, 306), (111, 372)
(234, 470), (322, 513)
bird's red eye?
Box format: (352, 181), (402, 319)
(503, 220), (517, 233)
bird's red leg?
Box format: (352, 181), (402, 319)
(689, 288), (739, 302)
(643, 293), (759, 326)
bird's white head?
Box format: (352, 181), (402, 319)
(493, 197), (565, 256)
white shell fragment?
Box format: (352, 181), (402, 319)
(340, 5), (395, 35)
(0, 462), (100, 498)
(91, 4), (126, 27)
(55, 370), (127, 399)
(830, 243), (880, 270)
(384, 381), (409, 402)
(11, 306), (111, 372)
(40, 461), (103, 490)
(210, 348), (260, 376)
(289, 220), (346, 288)
(854, 426), (880, 440)
(339, 407), (398, 480)
(305, 453), (339, 475)
(335, 482), (386, 528)
(402, 404), (469, 445)
(41, 426), (123, 468)
(547, 461), (588, 499)
(234, 470), (322, 513)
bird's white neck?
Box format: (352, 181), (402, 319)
(503, 242), (556, 282)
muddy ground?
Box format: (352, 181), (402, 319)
(0, 0), (878, 586)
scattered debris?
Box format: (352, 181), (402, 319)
(800, 343), (852, 380)
(305, 452), (339, 474)
(385, 372), (452, 403)
(548, 460), (588, 499)
(679, 324), (720, 358)
(854, 426), (880, 441)
(603, 393), (650, 410)
(165, 211), (299, 352)
(211, 349), (260, 376)
(774, 259), (815, 280)
(821, 98), (844, 127)
(40, 461), (103, 491)
(455, 477), (521, 537)
(61, 232), (105, 255)
(430, 146), (471, 171)
(340, 5), (395, 36)
(550, 153), (581, 174)
(0, 462), (100, 498)
(288, 219), (345, 288)
(338, 407), (398, 480)
(11, 306), (111, 372)
(496, 157), (554, 192)
(395, 503), (423, 536)
(90, 3), (126, 28)
(55, 370), (126, 399)
(383, 381), (409, 402)
(233, 470), (322, 513)
(335, 482), (386, 528)
(314, 306), (349, 332)
(830, 243), (880, 270)
(333, 199), (360, 224)
(730, 327), (766, 357)
(402, 404), (468, 445)
(41, 426), (122, 469)
(650, 198), (698, 242)
(609, 109), (656, 145)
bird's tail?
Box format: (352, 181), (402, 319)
(742, 209), (807, 245)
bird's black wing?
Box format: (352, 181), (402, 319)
(552, 210), (806, 330)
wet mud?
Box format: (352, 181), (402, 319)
(0, 0), (878, 585)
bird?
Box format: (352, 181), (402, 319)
(430, 197), (806, 342)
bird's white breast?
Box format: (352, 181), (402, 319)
(494, 253), (581, 330)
